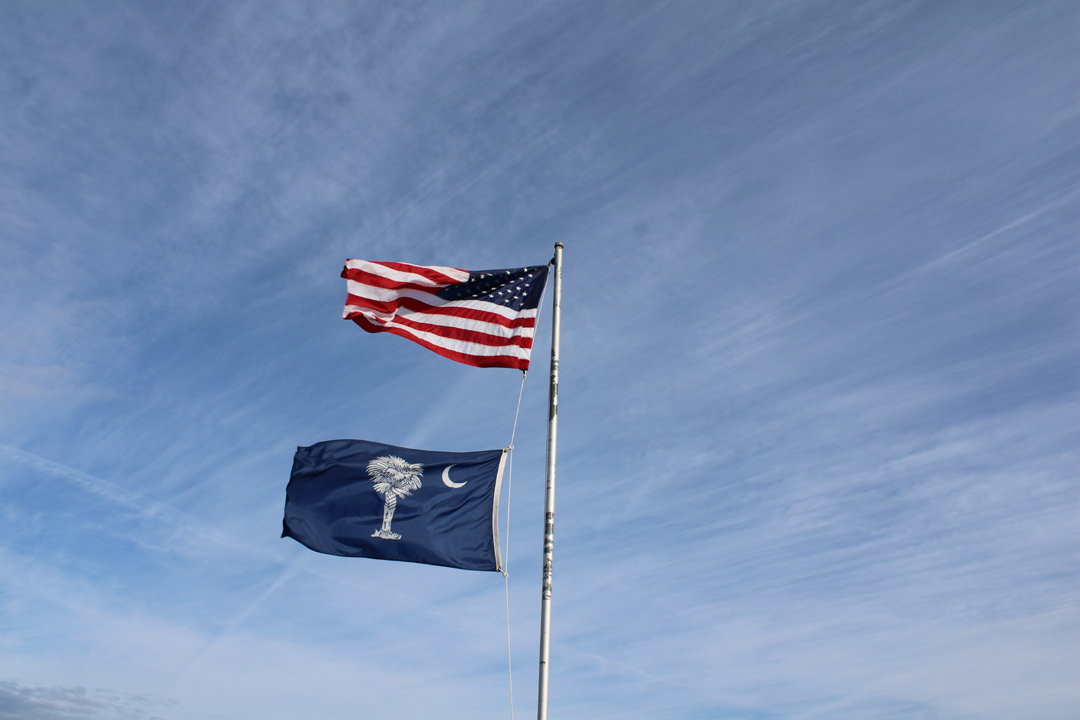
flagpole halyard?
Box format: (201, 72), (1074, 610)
(536, 242), (562, 720)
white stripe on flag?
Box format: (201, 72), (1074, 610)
(345, 282), (538, 322)
(380, 321), (532, 359)
(344, 260), (469, 286)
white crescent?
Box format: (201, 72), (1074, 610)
(442, 465), (467, 489)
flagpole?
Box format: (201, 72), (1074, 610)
(537, 242), (562, 720)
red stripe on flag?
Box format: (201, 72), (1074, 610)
(372, 261), (468, 284)
(345, 294), (537, 330)
(342, 267), (454, 293)
(343, 261), (466, 286)
(351, 317), (529, 370)
(389, 315), (535, 349)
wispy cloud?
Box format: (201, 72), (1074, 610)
(0, 681), (177, 720)
(0, 1), (1076, 718)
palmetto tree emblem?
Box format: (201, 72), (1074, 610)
(367, 455), (423, 540)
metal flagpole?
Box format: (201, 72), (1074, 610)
(536, 242), (562, 720)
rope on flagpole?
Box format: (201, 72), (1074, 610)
(502, 263), (551, 720)
(504, 570), (515, 720)
(502, 370), (526, 720)
(501, 264), (549, 720)
(503, 371), (527, 575)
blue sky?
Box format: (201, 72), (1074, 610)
(1, 1), (1077, 718)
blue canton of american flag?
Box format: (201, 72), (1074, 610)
(342, 260), (549, 370)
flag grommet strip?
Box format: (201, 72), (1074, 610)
(491, 448), (509, 574)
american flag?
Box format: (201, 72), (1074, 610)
(342, 260), (550, 370)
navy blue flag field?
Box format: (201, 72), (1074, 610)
(282, 439), (507, 572)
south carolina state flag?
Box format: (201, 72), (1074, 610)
(341, 260), (549, 370)
(282, 439), (507, 572)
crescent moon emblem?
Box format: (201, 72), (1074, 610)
(442, 465), (467, 489)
